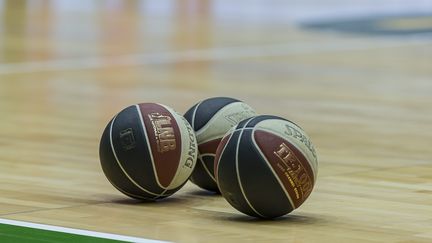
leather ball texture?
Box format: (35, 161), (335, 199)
(99, 103), (198, 200)
(184, 97), (257, 192)
(215, 115), (318, 218)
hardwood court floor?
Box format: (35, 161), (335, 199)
(0, 1), (431, 242)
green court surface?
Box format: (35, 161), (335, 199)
(0, 219), (160, 243)
(0, 223), (126, 243)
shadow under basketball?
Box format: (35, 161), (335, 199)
(186, 188), (221, 197)
(108, 195), (187, 206)
(218, 212), (324, 224)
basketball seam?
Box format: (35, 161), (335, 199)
(215, 119), (255, 187)
(162, 108), (193, 190)
(199, 153), (215, 157)
(215, 134), (234, 186)
(109, 115), (159, 197)
(136, 105), (170, 198)
(235, 121), (265, 218)
(197, 155), (217, 183)
(104, 169), (154, 200)
(238, 117), (255, 130)
(191, 101), (202, 130)
(254, 126), (317, 179)
(196, 137), (222, 184)
(108, 176), (156, 200)
(202, 117), (256, 146)
(251, 129), (296, 210)
(193, 97), (244, 187)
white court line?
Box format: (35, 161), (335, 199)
(0, 218), (169, 243)
(0, 38), (430, 75)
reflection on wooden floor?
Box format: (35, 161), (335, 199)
(0, 0), (431, 242)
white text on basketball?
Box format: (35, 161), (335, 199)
(182, 117), (197, 169)
(284, 125), (317, 159)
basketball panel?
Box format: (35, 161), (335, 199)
(139, 103), (182, 189)
(99, 118), (160, 199)
(237, 129), (294, 218)
(191, 137), (221, 186)
(190, 156), (219, 191)
(165, 112), (197, 190)
(214, 132), (232, 181)
(216, 130), (260, 217)
(110, 105), (165, 194)
(254, 119), (318, 178)
(254, 130), (315, 208)
(192, 97), (240, 131)
(195, 101), (256, 143)
(184, 102), (199, 129)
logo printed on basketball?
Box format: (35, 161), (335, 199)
(274, 143), (313, 201)
(119, 128), (136, 150)
(224, 109), (256, 126)
(148, 112), (176, 153)
(284, 124), (317, 159)
(183, 117), (197, 169)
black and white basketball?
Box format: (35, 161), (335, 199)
(99, 103), (198, 200)
(215, 115), (318, 218)
(184, 97), (257, 192)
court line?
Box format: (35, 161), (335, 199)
(0, 218), (168, 243)
(0, 38), (430, 75)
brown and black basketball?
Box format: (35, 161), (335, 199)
(215, 115), (318, 218)
(99, 103), (198, 200)
(184, 97), (256, 192)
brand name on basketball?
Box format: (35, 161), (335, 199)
(182, 117), (197, 169)
(274, 143), (313, 203)
(148, 113), (176, 153)
(284, 124), (317, 159)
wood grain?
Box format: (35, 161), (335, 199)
(0, 1), (431, 242)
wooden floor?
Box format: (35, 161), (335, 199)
(0, 1), (431, 242)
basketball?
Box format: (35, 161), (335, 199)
(99, 103), (198, 200)
(184, 97), (257, 192)
(215, 115), (318, 218)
